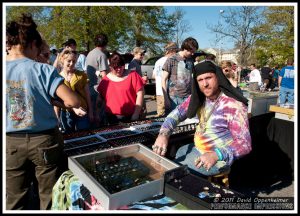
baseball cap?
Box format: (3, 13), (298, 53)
(62, 38), (77, 47)
(133, 47), (146, 54)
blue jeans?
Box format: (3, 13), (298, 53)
(279, 87), (294, 104)
(174, 143), (230, 176)
(60, 110), (90, 133)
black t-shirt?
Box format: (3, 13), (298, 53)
(261, 67), (272, 79)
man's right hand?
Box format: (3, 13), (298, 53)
(152, 135), (169, 156)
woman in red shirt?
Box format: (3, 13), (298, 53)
(96, 52), (145, 124)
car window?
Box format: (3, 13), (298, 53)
(144, 57), (161, 65)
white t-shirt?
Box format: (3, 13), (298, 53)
(153, 56), (168, 96)
(75, 54), (87, 71)
(249, 68), (262, 86)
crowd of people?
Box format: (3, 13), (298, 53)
(240, 61), (294, 105)
(5, 13), (294, 210)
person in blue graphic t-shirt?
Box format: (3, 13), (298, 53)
(6, 14), (80, 210)
(278, 58), (294, 104)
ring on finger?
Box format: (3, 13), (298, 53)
(152, 145), (158, 150)
(159, 147), (165, 151)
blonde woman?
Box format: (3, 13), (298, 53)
(220, 60), (242, 94)
(55, 48), (93, 132)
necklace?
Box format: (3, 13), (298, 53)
(198, 92), (223, 133)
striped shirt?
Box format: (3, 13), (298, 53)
(159, 93), (252, 166)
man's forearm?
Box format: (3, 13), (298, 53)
(278, 76), (282, 87)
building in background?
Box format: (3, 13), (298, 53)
(204, 47), (239, 65)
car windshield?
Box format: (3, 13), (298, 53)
(144, 57), (161, 65)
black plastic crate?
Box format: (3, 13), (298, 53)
(97, 129), (141, 140)
(64, 135), (106, 151)
(64, 142), (113, 157)
(63, 130), (94, 140)
(119, 119), (154, 127)
(91, 125), (126, 134)
(108, 133), (154, 148)
(164, 166), (244, 210)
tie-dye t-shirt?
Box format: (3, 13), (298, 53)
(162, 53), (193, 98)
(159, 93), (252, 166)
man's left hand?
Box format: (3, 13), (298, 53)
(194, 152), (218, 171)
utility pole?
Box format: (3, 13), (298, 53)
(218, 9), (225, 64)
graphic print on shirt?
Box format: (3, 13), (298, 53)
(7, 80), (34, 129)
(283, 69), (294, 78)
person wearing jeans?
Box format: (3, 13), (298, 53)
(278, 58), (294, 104)
(162, 37), (199, 114)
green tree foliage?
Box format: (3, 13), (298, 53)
(254, 6), (294, 67)
(6, 6), (179, 56)
(6, 6), (46, 23)
(38, 6), (130, 52)
(124, 6), (176, 55)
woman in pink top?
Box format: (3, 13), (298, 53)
(96, 52), (144, 124)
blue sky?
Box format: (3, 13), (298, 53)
(165, 6), (239, 50)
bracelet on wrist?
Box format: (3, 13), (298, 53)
(215, 148), (223, 161)
(159, 131), (171, 137)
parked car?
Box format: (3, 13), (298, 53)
(141, 56), (162, 83)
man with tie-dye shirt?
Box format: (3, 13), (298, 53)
(152, 61), (251, 176)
